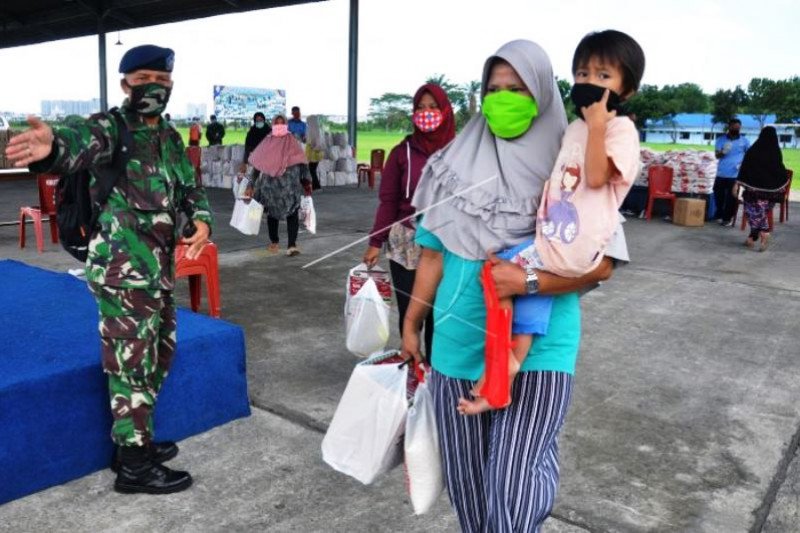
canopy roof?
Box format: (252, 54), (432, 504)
(0, 0), (324, 49)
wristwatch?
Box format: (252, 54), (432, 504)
(525, 267), (540, 295)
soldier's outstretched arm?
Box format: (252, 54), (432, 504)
(4, 116), (55, 168)
(24, 113), (116, 175)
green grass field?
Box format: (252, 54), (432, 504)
(177, 127), (799, 191)
(174, 126), (403, 161)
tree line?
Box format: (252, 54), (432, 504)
(366, 74), (481, 132)
(367, 76), (800, 138)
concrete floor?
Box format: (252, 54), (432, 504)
(0, 178), (798, 532)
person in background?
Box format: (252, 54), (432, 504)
(244, 112), (271, 164)
(164, 113), (176, 130)
(362, 83), (455, 361)
(287, 106), (307, 143)
(714, 118), (750, 226)
(206, 114), (225, 146)
(736, 126), (790, 251)
(244, 115), (312, 256)
(188, 117), (202, 146)
(304, 115), (327, 190)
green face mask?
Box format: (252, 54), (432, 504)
(482, 90), (539, 139)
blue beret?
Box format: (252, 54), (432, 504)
(119, 45), (175, 74)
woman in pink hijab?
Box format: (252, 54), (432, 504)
(245, 115), (312, 256)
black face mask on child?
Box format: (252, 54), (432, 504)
(569, 83), (625, 119)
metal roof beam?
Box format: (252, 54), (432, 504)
(105, 9), (135, 26)
(0, 10), (26, 27)
(0, 1), (328, 49)
(74, 0), (101, 17)
(0, 10), (58, 38)
(0, 6), (92, 31)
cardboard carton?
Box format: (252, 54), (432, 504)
(673, 197), (706, 227)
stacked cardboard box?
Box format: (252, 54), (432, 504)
(200, 144), (246, 189)
(306, 116), (358, 187)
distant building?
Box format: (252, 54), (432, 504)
(41, 99), (100, 118)
(186, 103), (208, 120)
(643, 113), (798, 147)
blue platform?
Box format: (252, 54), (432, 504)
(0, 260), (250, 505)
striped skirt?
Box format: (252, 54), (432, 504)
(431, 370), (574, 533)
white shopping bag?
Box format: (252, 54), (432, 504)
(300, 196), (317, 234)
(345, 277), (390, 357)
(229, 198), (263, 236)
(322, 352), (414, 485)
(404, 372), (444, 514)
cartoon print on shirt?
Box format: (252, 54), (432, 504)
(541, 159), (581, 244)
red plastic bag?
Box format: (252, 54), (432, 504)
(478, 262), (512, 408)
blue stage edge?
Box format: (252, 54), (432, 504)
(0, 260), (251, 505)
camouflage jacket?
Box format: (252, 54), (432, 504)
(39, 102), (213, 290)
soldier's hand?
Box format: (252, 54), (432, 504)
(184, 220), (210, 260)
(4, 116), (55, 168)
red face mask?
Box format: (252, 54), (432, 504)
(413, 109), (443, 133)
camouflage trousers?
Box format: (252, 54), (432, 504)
(88, 283), (176, 447)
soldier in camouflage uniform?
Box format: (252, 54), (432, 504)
(5, 45), (211, 495)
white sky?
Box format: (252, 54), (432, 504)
(0, 0), (797, 118)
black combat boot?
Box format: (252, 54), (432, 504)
(114, 444), (192, 495)
(110, 441), (179, 473)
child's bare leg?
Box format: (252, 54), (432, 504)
(511, 334), (532, 377)
(459, 297), (529, 415)
(458, 333), (534, 415)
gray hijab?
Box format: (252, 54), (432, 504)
(412, 39), (567, 260)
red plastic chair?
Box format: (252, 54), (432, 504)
(185, 146), (202, 187)
(357, 149), (385, 189)
(175, 241), (221, 318)
(645, 165), (676, 221)
(19, 174), (60, 253)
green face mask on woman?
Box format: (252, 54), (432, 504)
(482, 90), (539, 139)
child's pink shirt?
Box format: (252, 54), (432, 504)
(535, 117), (640, 277)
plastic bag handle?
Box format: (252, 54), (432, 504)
(398, 358), (428, 384)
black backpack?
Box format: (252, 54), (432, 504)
(56, 108), (132, 262)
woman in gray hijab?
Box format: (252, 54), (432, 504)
(401, 40), (628, 531)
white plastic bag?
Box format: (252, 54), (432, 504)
(322, 352), (410, 484)
(229, 198), (263, 236)
(345, 277), (390, 357)
(404, 375), (444, 514)
(300, 196), (316, 234)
